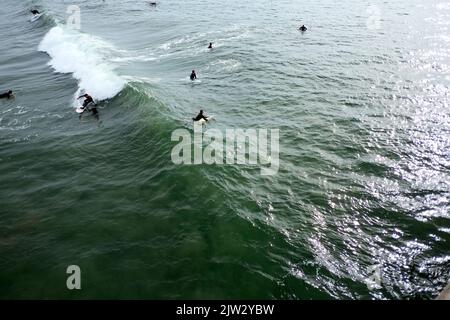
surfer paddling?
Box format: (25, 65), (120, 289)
(0, 90), (13, 99)
(31, 10), (40, 15)
(192, 110), (208, 122)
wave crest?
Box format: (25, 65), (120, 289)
(38, 26), (125, 101)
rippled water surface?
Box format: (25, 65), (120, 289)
(0, 0), (449, 299)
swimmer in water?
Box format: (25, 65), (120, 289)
(299, 25), (307, 32)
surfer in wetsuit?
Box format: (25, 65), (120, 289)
(78, 93), (95, 108)
(0, 90), (13, 99)
(77, 93), (98, 119)
(190, 70), (197, 81)
(299, 25), (307, 31)
(208, 42), (213, 49)
(193, 110), (208, 122)
(31, 10), (40, 15)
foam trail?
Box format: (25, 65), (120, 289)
(38, 26), (125, 101)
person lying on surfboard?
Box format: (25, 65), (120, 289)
(299, 25), (307, 31)
(0, 90), (13, 99)
(31, 10), (40, 15)
(192, 110), (208, 122)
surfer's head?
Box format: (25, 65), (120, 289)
(200, 109), (203, 114)
(8, 90), (12, 94)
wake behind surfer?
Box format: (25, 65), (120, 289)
(192, 110), (208, 122)
(190, 70), (197, 81)
(0, 90), (13, 99)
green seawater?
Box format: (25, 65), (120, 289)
(0, 0), (449, 299)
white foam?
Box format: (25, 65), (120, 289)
(38, 26), (125, 101)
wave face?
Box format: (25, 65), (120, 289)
(38, 26), (125, 101)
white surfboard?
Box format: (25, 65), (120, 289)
(30, 14), (42, 22)
(194, 115), (214, 125)
(75, 107), (85, 114)
(74, 92), (97, 114)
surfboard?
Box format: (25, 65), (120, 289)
(75, 94), (97, 114)
(30, 14), (42, 22)
(75, 96), (84, 114)
(185, 78), (201, 84)
(194, 115), (214, 125)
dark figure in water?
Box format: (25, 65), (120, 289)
(31, 10), (40, 15)
(0, 90), (13, 99)
(190, 70), (197, 81)
(299, 25), (307, 31)
(193, 110), (208, 122)
(208, 42), (213, 49)
(149, 2), (157, 6)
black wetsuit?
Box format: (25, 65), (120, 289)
(82, 96), (94, 107)
(193, 113), (208, 122)
(0, 92), (12, 99)
(31, 10), (40, 15)
(190, 72), (197, 81)
(299, 26), (307, 31)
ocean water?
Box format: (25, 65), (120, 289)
(0, 0), (449, 299)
